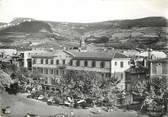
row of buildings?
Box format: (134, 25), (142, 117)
(0, 45), (167, 104)
(31, 50), (130, 91)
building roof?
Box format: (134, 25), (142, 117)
(125, 66), (148, 74)
(151, 58), (168, 63)
(136, 51), (167, 59)
(32, 52), (56, 58)
(32, 50), (67, 58)
(65, 50), (129, 60)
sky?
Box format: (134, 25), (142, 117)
(0, 0), (168, 23)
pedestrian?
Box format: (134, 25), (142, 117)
(70, 110), (74, 117)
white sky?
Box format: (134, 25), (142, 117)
(0, 0), (168, 23)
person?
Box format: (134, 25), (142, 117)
(69, 97), (74, 117)
(70, 110), (74, 117)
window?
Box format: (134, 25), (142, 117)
(69, 60), (73, 66)
(152, 64), (157, 74)
(101, 73), (104, 77)
(121, 73), (123, 79)
(100, 61), (105, 68)
(50, 69), (54, 74)
(37, 67), (40, 71)
(120, 62), (124, 68)
(41, 59), (43, 64)
(115, 62), (117, 66)
(62, 70), (65, 75)
(162, 63), (167, 74)
(20, 53), (24, 58)
(28, 53), (31, 57)
(84, 60), (88, 67)
(56, 60), (59, 65)
(128, 61), (130, 65)
(63, 60), (65, 65)
(54, 69), (59, 75)
(76, 60), (80, 66)
(33, 59), (36, 64)
(50, 59), (54, 64)
(92, 61), (96, 67)
(45, 59), (48, 64)
(105, 73), (111, 77)
(40, 68), (43, 74)
(44, 68), (48, 74)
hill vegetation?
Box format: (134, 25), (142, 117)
(0, 17), (167, 50)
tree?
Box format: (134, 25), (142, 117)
(141, 76), (168, 113)
(0, 70), (12, 91)
(150, 76), (168, 98)
(60, 70), (121, 107)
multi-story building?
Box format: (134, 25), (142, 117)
(65, 50), (130, 90)
(17, 49), (47, 70)
(32, 49), (131, 90)
(150, 58), (168, 77)
(31, 50), (72, 90)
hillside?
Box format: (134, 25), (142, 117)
(0, 17), (167, 50)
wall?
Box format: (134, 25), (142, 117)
(32, 51), (72, 85)
(111, 58), (130, 90)
(150, 62), (168, 77)
(0, 49), (17, 56)
(18, 49), (47, 68)
(67, 59), (111, 73)
(125, 72), (147, 104)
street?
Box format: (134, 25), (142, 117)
(0, 92), (149, 117)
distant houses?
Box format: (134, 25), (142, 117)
(125, 49), (168, 104)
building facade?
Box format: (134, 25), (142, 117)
(150, 58), (168, 77)
(65, 50), (130, 90)
(32, 50), (131, 90)
(32, 50), (72, 90)
(125, 66), (148, 104)
(17, 49), (47, 70)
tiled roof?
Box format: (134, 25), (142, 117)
(136, 51), (167, 58)
(32, 52), (56, 58)
(151, 58), (168, 63)
(65, 50), (129, 60)
(125, 66), (148, 74)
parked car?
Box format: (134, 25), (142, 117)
(25, 113), (40, 117)
(49, 113), (68, 117)
(38, 95), (44, 100)
(89, 108), (101, 114)
(47, 97), (55, 105)
(74, 99), (86, 108)
(1, 106), (11, 114)
(27, 93), (38, 99)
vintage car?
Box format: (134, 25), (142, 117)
(25, 113), (40, 117)
(1, 106), (11, 114)
(49, 113), (68, 117)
